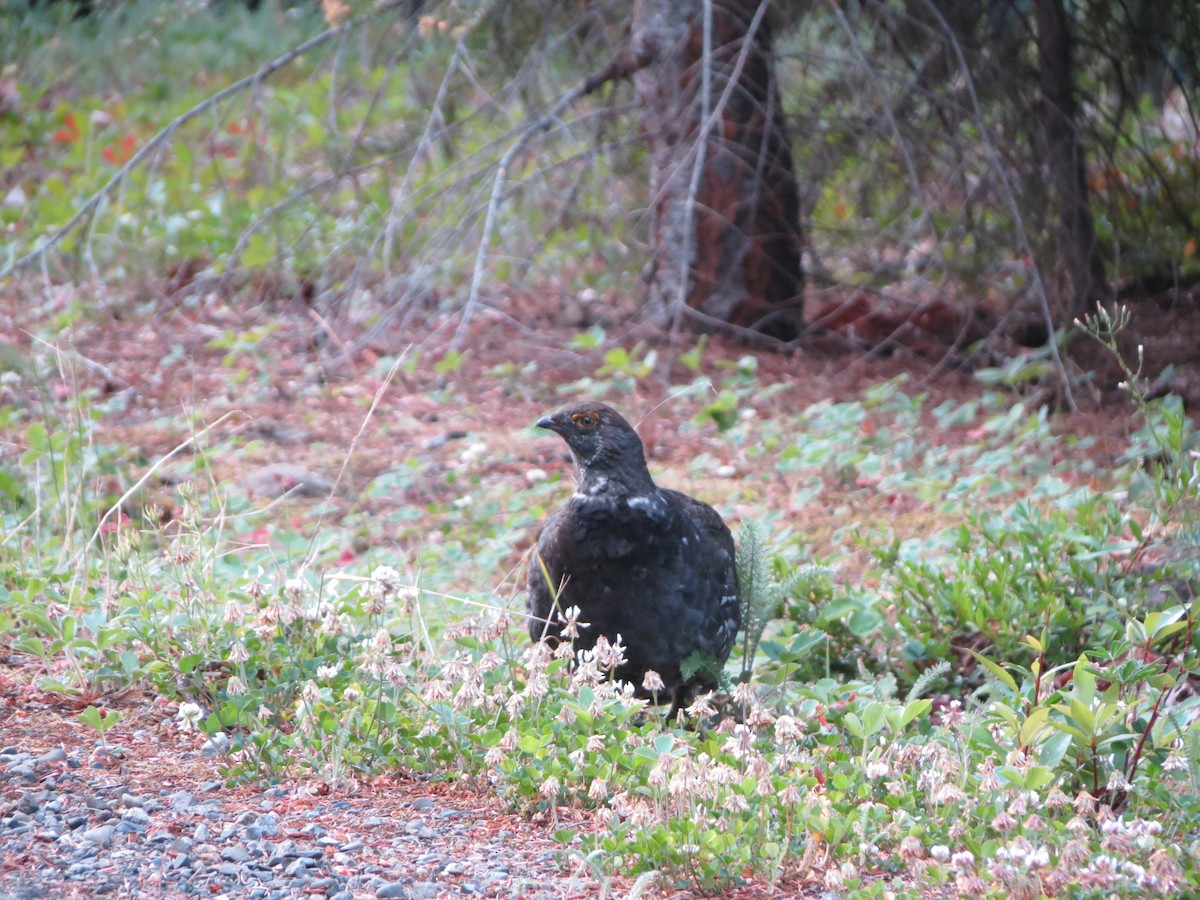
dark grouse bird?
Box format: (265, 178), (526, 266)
(527, 401), (739, 715)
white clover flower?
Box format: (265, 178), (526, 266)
(865, 760), (889, 779)
(228, 641), (249, 664)
(284, 575), (307, 602)
(557, 604), (590, 640)
(177, 702), (204, 732)
(642, 669), (665, 693)
(929, 844), (950, 862)
(225, 675), (247, 696)
(370, 565), (401, 596)
(539, 775), (560, 798)
(460, 442), (487, 466)
(316, 663), (339, 680)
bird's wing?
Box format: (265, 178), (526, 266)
(664, 490), (741, 663)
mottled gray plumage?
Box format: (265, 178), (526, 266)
(527, 402), (739, 714)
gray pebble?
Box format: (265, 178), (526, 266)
(81, 824), (116, 844)
(408, 883), (442, 900)
(7, 764), (37, 782)
(194, 822), (210, 842)
(284, 857), (313, 876)
(217, 862), (241, 877)
(257, 812), (280, 835)
(16, 793), (39, 814)
(169, 790), (196, 811)
(119, 793), (145, 809)
(200, 733), (229, 757)
(221, 845), (251, 863)
(34, 747), (68, 764)
(121, 807), (153, 826)
(412, 797), (436, 811)
(340, 840), (363, 853)
(374, 884), (411, 899)
(330, 892), (355, 900)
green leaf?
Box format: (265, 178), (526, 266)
(967, 649), (1019, 694)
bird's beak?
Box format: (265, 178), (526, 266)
(536, 415), (556, 431)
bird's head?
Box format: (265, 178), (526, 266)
(536, 402), (654, 493)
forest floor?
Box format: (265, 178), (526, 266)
(0, 288), (1148, 899)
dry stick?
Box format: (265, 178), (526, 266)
(71, 411), (249, 588)
(0, 0), (411, 283)
(302, 346), (410, 564)
(669, 0), (715, 336)
(827, 0), (929, 212)
(450, 50), (649, 351)
(915, 0), (1077, 411)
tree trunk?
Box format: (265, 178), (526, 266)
(632, 0), (805, 341)
(1034, 0), (1104, 321)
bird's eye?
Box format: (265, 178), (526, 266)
(573, 413), (600, 428)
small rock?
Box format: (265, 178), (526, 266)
(200, 733), (230, 757)
(284, 857), (313, 876)
(169, 790), (196, 812)
(242, 463), (332, 499)
(375, 884), (410, 900)
(34, 747), (68, 765)
(122, 807), (153, 827)
(81, 824), (116, 845)
(119, 793), (145, 809)
(340, 840), (364, 853)
(412, 798), (436, 812)
(408, 883), (441, 900)
(221, 845), (251, 863)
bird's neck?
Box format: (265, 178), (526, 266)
(576, 457), (656, 498)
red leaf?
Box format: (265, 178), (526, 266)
(51, 113), (79, 144)
(103, 131), (137, 165)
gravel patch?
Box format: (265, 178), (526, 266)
(0, 741), (608, 900)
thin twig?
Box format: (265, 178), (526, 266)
(915, 0), (1077, 411)
(0, 0), (411, 283)
(451, 49), (649, 350)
